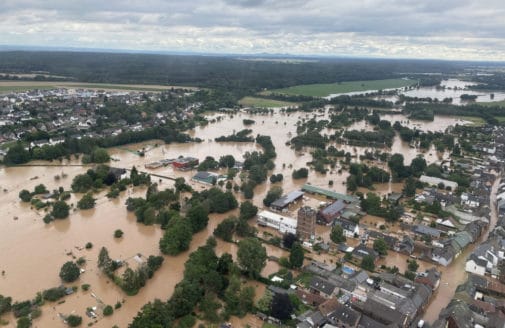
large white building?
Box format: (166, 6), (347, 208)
(419, 175), (458, 190)
(257, 210), (297, 235)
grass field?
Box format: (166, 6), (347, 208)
(494, 116), (505, 123)
(0, 81), (198, 93)
(479, 100), (505, 107)
(460, 116), (486, 126)
(238, 96), (298, 108)
(264, 78), (417, 97)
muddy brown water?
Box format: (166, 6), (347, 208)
(0, 111), (473, 327)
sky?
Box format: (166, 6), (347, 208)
(1, 0), (505, 61)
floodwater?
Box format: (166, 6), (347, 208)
(0, 109), (476, 327)
(402, 79), (505, 105)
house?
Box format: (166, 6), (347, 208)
(465, 254), (487, 276)
(415, 267), (441, 290)
(310, 276), (337, 298)
(172, 157), (199, 170)
(271, 190), (304, 211)
(352, 245), (378, 261)
(297, 310), (327, 328)
(317, 200), (347, 225)
(412, 224), (441, 239)
(432, 246), (455, 266)
(257, 210), (297, 235)
(326, 303), (361, 328)
(334, 218), (359, 238)
(394, 236), (415, 255)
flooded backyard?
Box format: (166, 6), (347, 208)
(0, 109), (481, 327)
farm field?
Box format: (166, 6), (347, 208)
(263, 78), (416, 97)
(0, 81), (198, 93)
(238, 96), (298, 108)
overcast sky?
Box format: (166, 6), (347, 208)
(1, 0), (505, 61)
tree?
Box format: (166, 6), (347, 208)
(237, 238), (267, 278)
(4, 142), (30, 165)
(71, 174), (94, 193)
(186, 204), (209, 233)
(256, 290), (273, 314)
(388, 153), (407, 180)
(51, 201), (70, 219)
(159, 217), (193, 255)
(373, 238), (388, 256)
(0, 294), (12, 315)
(270, 293), (293, 321)
(292, 168), (308, 179)
(290, 242), (304, 268)
(219, 155), (236, 168)
(19, 189), (32, 202)
(408, 259), (419, 272)
(403, 176), (417, 197)
(66, 314), (82, 327)
(263, 186), (283, 207)
(213, 217), (236, 242)
(410, 156), (427, 177)
(16, 317), (31, 328)
(361, 255), (375, 272)
(59, 261), (80, 282)
(283, 233), (298, 249)
(103, 305), (114, 316)
(239, 201), (258, 220)
(77, 193), (96, 210)
(33, 184), (48, 195)
(330, 225), (346, 243)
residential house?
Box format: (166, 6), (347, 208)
(394, 236), (415, 255)
(465, 254), (487, 276)
(317, 200), (347, 225)
(334, 218), (359, 238)
(310, 276), (337, 298)
(415, 267), (441, 291)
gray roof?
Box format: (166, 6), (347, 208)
(310, 276), (337, 296)
(358, 315), (387, 328)
(413, 224), (441, 238)
(328, 304), (361, 326)
(271, 190), (304, 209)
(320, 200), (346, 218)
(334, 218), (358, 232)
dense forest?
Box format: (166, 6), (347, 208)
(0, 51), (471, 90)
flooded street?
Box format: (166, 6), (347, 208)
(0, 110), (474, 327)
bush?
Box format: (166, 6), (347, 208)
(81, 284), (90, 291)
(66, 314), (82, 327)
(103, 305), (114, 316)
(16, 317), (31, 328)
(19, 190), (32, 202)
(85, 242), (93, 249)
(77, 193), (96, 210)
(114, 229), (124, 238)
(42, 286), (66, 302)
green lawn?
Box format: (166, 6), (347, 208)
(238, 96), (298, 108)
(494, 116), (505, 123)
(479, 100), (505, 107)
(459, 116), (486, 126)
(264, 78), (417, 97)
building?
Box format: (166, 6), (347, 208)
(415, 268), (441, 291)
(302, 184), (359, 203)
(297, 206), (316, 241)
(412, 224), (441, 239)
(257, 210), (297, 235)
(334, 218), (359, 238)
(192, 171), (225, 185)
(172, 157), (199, 170)
(317, 200), (347, 225)
(419, 175), (458, 190)
(465, 254), (487, 276)
(271, 190), (304, 211)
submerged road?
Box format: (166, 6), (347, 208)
(423, 175), (500, 323)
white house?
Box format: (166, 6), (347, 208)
(465, 255), (486, 276)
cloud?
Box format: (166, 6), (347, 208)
(0, 0), (504, 60)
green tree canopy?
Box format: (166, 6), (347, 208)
(237, 238), (267, 278)
(289, 242), (304, 268)
(59, 261), (80, 282)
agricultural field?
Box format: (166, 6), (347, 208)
(263, 78), (416, 97)
(480, 100), (505, 107)
(0, 81), (198, 93)
(238, 96), (298, 108)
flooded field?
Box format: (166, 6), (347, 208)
(0, 109), (477, 327)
